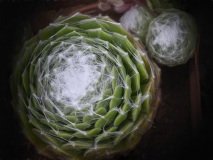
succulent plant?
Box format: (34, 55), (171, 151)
(11, 12), (160, 160)
(120, 5), (153, 42)
(146, 9), (197, 66)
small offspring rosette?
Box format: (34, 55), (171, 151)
(11, 13), (160, 160)
(146, 9), (197, 66)
(120, 5), (153, 42)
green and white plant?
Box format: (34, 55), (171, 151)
(146, 9), (197, 66)
(11, 13), (160, 160)
(120, 5), (153, 42)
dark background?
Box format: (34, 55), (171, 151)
(0, 0), (212, 160)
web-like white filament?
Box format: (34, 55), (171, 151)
(152, 17), (182, 53)
(120, 6), (140, 33)
(120, 5), (152, 38)
(48, 43), (108, 110)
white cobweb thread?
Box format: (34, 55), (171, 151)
(151, 16), (183, 54)
(120, 5), (152, 38)
(31, 35), (149, 146)
(120, 5), (140, 34)
(47, 42), (109, 110)
(146, 12), (195, 66)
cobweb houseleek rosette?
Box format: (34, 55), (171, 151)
(120, 5), (153, 42)
(146, 9), (197, 67)
(11, 13), (160, 160)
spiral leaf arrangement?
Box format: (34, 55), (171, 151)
(11, 13), (160, 160)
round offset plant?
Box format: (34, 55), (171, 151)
(120, 5), (153, 42)
(11, 13), (160, 160)
(146, 9), (197, 66)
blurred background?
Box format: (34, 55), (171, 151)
(0, 0), (212, 160)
